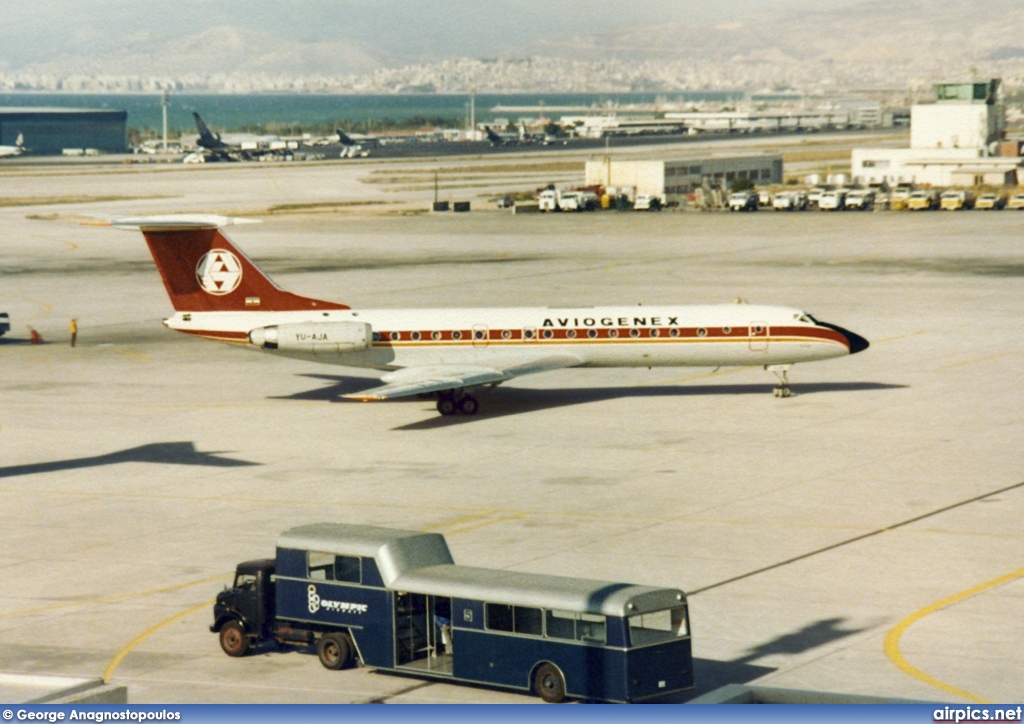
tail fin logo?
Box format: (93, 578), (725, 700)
(196, 249), (243, 296)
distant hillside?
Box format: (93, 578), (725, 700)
(21, 26), (383, 79)
(10, 0), (1024, 93)
(537, 0), (1024, 78)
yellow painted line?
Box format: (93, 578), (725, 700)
(421, 511), (498, 532)
(883, 566), (1024, 703)
(114, 348), (151, 361)
(0, 574), (229, 619)
(937, 349), (1022, 372)
(872, 330), (927, 345)
(21, 297), (53, 321)
(104, 598), (214, 684)
(445, 512), (528, 535)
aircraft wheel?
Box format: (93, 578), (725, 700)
(437, 396), (458, 416)
(457, 396), (478, 415)
(219, 620), (249, 657)
(534, 663), (566, 703)
(318, 633), (352, 670)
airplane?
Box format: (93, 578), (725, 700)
(0, 133), (25, 158)
(191, 112), (283, 161)
(90, 215), (868, 417)
(335, 130), (373, 158)
(484, 125), (518, 147)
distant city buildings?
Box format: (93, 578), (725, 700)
(1, 56), (1023, 99)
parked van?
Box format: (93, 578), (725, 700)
(818, 189), (847, 211)
(940, 190), (974, 210)
(907, 190), (938, 210)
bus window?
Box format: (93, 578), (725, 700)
(542, 610), (606, 643)
(307, 551), (334, 580)
(514, 606), (542, 636)
(485, 603), (513, 632)
(545, 610), (576, 640)
(628, 607), (688, 646)
(578, 613), (606, 644)
(335, 555), (361, 583)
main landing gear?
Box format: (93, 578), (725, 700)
(766, 364), (794, 398)
(436, 390), (478, 416)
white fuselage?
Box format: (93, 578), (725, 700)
(166, 303), (854, 371)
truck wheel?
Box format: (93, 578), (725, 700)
(533, 663), (566, 703)
(219, 620), (249, 657)
(317, 633), (352, 670)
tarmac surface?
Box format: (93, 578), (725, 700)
(0, 143), (1022, 704)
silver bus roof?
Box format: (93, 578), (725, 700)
(278, 523), (684, 618)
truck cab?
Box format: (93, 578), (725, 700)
(211, 559), (276, 656)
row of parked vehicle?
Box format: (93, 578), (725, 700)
(728, 186), (1024, 212)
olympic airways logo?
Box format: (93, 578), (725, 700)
(196, 249), (242, 296)
(307, 584), (368, 615)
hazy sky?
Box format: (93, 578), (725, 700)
(1, 0), (871, 68)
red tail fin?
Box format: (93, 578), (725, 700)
(105, 216), (348, 312)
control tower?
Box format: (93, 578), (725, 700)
(910, 79), (1003, 150)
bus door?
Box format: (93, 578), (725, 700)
(394, 592), (453, 675)
(749, 322), (769, 352)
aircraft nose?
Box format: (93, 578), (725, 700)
(819, 322), (869, 355)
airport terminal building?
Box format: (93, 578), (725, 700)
(0, 108), (128, 154)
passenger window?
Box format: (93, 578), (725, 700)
(307, 551), (334, 580)
(545, 610), (576, 640)
(514, 606), (543, 636)
(485, 603), (513, 632)
(335, 555), (361, 583)
(577, 613), (606, 644)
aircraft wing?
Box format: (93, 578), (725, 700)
(343, 354), (583, 401)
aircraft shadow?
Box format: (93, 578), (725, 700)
(0, 442), (259, 479)
(730, 616), (867, 665)
(273, 375), (906, 424)
(659, 617), (869, 703)
(389, 381), (906, 430)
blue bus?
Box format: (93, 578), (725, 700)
(212, 523), (693, 703)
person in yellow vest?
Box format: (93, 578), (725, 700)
(70, 318), (77, 347)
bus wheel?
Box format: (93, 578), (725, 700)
(533, 663), (566, 703)
(219, 621), (249, 657)
(317, 633), (352, 670)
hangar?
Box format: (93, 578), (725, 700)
(0, 107), (128, 155)
(585, 155), (784, 204)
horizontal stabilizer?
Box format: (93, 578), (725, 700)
(83, 214), (260, 231)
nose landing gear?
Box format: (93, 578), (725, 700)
(436, 390), (479, 416)
(766, 364), (794, 398)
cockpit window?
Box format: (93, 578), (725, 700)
(796, 312), (819, 324)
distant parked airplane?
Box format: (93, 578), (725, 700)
(190, 112), (284, 161)
(93, 215), (869, 417)
(0, 133), (25, 158)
